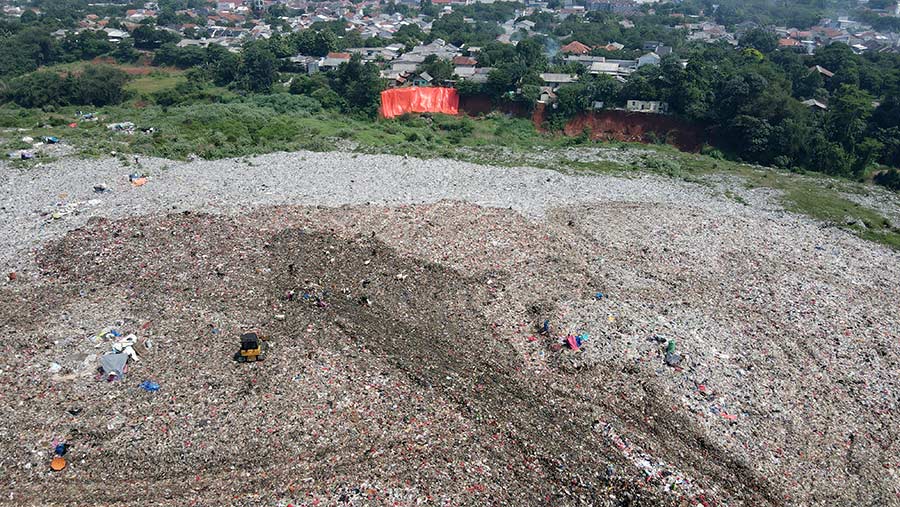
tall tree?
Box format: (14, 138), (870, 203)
(237, 43), (278, 93)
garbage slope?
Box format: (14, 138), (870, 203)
(0, 202), (897, 506)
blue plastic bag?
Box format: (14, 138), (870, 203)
(140, 380), (160, 392)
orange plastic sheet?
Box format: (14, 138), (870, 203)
(380, 87), (459, 118)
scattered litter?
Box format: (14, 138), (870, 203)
(50, 457), (66, 471)
(129, 173), (148, 187)
(93, 183), (109, 193)
(48, 362), (62, 374)
(664, 338), (682, 367)
(139, 380), (160, 392)
(107, 122), (136, 133)
(43, 136), (59, 144)
(594, 292), (604, 300)
(111, 334), (141, 362)
(43, 199), (102, 223)
(54, 443), (68, 456)
(99, 353), (128, 381)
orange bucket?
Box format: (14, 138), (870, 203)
(50, 457), (67, 471)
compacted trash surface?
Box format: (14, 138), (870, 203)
(1, 151), (898, 506)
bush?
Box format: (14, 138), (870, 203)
(643, 157), (681, 174)
(700, 144), (725, 160)
(245, 94), (321, 115)
(4, 66), (129, 108)
(434, 115), (475, 135)
(874, 168), (900, 191)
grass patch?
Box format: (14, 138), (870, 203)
(125, 73), (187, 95)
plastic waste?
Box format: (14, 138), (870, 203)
(50, 457), (66, 471)
(140, 380), (160, 392)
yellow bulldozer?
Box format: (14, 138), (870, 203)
(234, 332), (268, 363)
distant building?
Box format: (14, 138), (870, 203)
(540, 73), (579, 89)
(809, 65), (834, 78)
(801, 99), (828, 111)
(587, 0), (638, 14)
(320, 52), (351, 71)
(637, 52), (661, 67)
(626, 100), (668, 114)
(452, 56), (477, 67)
(561, 40), (592, 55)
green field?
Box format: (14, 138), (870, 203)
(125, 72), (186, 95)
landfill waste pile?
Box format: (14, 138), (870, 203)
(0, 152), (899, 506)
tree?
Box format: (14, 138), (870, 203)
(20, 10), (38, 24)
(290, 29), (337, 57)
(236, 43), (278, 93)
(725, 115), (775, 163)
(5, 66), (128, 107)
(394, 24), (425, 46)
(827, 84), (874, 152)
(515, 38), (547, 71)
(5, 71), (70, 108)
(132, 25), (180, 50)
(329, 54), (383, 116)
(0, 28), (59, 79)
(419, 54), (453, 82)
(212, 50), (240, 86)
(741, 28), (778, 54)
(555, 83), (591, 118)
(75, 65), (129, 106)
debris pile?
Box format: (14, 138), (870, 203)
(0, 166), (897, 505)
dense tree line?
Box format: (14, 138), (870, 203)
(553, 11), (685, 51)
(599, 40), (900, 178)
(289, 54), (384, 117)
(3, 65), (128, 108)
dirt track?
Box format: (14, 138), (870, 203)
(1, 152), (899, 506)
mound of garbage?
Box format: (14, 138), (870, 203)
(1, 202), (898, 506)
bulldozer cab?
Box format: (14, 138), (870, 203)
(240, 332), (260, 351)
(235, 332), (266, 362)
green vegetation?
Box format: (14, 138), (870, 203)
(125, 72), (187, 95)
(4, 89), (897, 249)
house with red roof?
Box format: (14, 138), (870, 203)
(561, 40), (592, 54)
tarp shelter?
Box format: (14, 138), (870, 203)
(380, 87), (459, 119)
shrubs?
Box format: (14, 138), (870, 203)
(874, 168), (900, 192)
(4, 66), (129, 108)
(125, 97), (326, 159)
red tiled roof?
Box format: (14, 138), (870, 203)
(452, 56), (477, 66)
(778, 38), (801, 47)
(561, 41), (591, 54)
(327, 52), (351, 59)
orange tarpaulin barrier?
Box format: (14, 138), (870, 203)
(380, 87), (459, 119)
